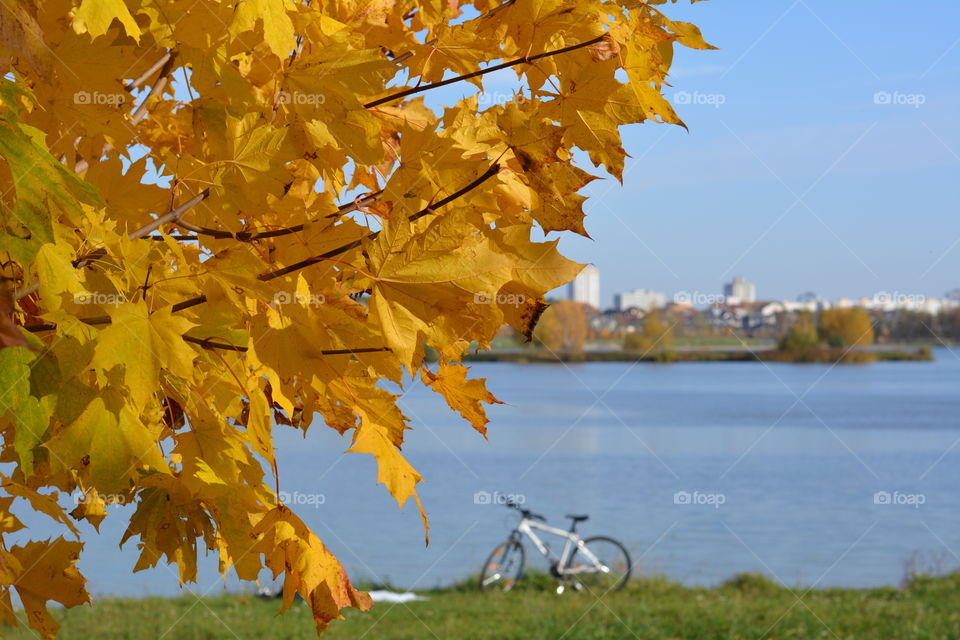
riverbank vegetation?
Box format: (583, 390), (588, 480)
(465, 346), (933, 363)
(479, 303), (935, 363)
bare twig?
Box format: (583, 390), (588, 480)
(130, 52), (177, 126)
(126, 52), (173, 90)
(128, 189), (210, 239)
(75, 53), (177, 173)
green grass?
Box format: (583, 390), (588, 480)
(6, 572), (960, 639)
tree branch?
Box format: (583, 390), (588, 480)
(75, 53), (178, 174)
(126, 163), (501, 319)
(256, 162), (501, 282)
(16, 188), (206, 300)
(363, 34), (606, 108)
(129, 52), (178, 126)
(128, 189), (211, 239)
(24, 126), (501, 325)
(173, 190), (383, 241)
(126, 52), (173, 90)
(181, 335), (390, 356)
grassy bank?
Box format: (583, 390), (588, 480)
(7, 572), (960, 639)
(464, 346), (933, 364)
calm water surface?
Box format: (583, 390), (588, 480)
(17, 350), (960, 596)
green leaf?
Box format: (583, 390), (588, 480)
(0, 92), (101, 266)
(0, 346), (53, 475)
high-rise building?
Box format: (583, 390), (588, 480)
(614, 288), (666, 312)
(568, 265), (600, 309)
(723, 276), (756, 304)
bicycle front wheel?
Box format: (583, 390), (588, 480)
(568, 536), (632, 592)
(479, 539), (525, 591)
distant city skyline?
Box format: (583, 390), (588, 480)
(559, 265), (958, 312)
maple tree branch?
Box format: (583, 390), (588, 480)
(256, 162), (501, 282)
(127, 52), (173, 90)
(173, 190), (383, 240)
(363, 34), (606, 108)
(44, 186), (371, 295)
(181, 335), (390, 356)
(150, 234), (197, 241)
(75, 53), (178, 174)
(317, 347), (391, 356)
(23, 163), (500, 326)
(181, 335), (246, 351)
(129, 52), (178, 126)
(483, 0), (516, 18)
(16, 191), (208, 302)
(128, 189), (211, 239)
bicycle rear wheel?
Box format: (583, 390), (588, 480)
(479, 539), (525, 591)
(567, 536), (631, 592)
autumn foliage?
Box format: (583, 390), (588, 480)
(0, 0), (710, 635)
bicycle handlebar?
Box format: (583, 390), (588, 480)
(504, 499), (545, 521)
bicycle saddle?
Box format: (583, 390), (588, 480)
(565, 514), (589, 522)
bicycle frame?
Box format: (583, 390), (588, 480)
(516, 518), (605, 576)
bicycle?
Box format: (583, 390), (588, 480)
(479, 501), (632, 593)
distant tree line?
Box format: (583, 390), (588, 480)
(490, 303), (960, 354)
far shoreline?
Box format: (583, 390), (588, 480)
(463, 346), (934, 364)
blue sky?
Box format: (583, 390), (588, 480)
(549, 1), (960, 307)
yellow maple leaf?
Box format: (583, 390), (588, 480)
(91, 303), (198, 411)
(73, 0), (141, 42)
(421, 363), (502, 437)
(254, 506), (372, 632)
(9, 538), (90, 640)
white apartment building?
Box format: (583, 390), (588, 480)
(568, 265), (600, 309)
(723, 276), (756, 304)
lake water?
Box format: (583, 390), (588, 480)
(15, 349), (960, 597)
